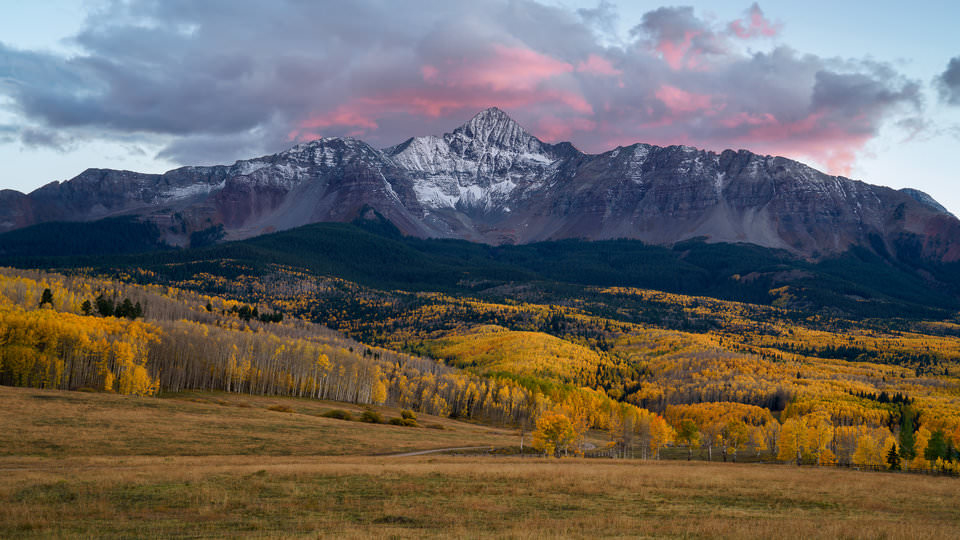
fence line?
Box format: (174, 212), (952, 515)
(580, 447), (959, 477)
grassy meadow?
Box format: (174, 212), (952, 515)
(1, 386), (959, 538)
(0, 385), (517, 458)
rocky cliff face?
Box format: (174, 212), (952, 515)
(2, 107), (957, 261)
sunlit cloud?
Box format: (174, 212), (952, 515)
(728, 3), (781, 39)
(0, 1), (925, 176)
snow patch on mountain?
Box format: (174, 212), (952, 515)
(234, 160), (270, 176)
(162, 180), (225, 200)
(388, 108), (559, 209)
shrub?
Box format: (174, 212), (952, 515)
(267, 405), (295, 413)
(360, 410), (383, 424)
(389, 416), (419, 427)
(400, 409), (417, 421)
(322, 409), (353, 421)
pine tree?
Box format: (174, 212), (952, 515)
(118, 298), (135, 319)
(39, 288), (54, 307)
(899, 407), (917, 460)
(925, 430), (949, 462)
(95, 294), (114, 317)
(886, 443), (901, 471)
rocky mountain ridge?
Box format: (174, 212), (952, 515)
(2, 107), (958, 262)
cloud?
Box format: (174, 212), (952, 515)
(655, 85), (718, 114)
(0, 125), (17, 144)
(18, 127), (75, 152)
(577, 54), (622, 76)
(0, 1), (927, 176)
(728, 3), (781, 39)
(577, 1), (620, 45)
(631, 6), (728, 70)
(936, 56), (960, 105)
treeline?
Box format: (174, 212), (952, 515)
(661, 401), (960, 473)
(0, 269), (670, 434)
(0, 306), (159, 395)
(21, 219), (958, 319)
(2, 267), (959, 471)
(148, 265), (960, 441)
(86, 294), (143, 319)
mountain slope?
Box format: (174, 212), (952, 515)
(4, 218), (957, 319)
(2, 107), (957, 262)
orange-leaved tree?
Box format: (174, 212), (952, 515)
(533, 411), (576, 458)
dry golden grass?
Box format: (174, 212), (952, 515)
(0, 385), (518, 457)
(2, 386), (959, 538)
(2, 456), (959, 538)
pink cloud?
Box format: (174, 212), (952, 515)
(288, 107), (381, 141)
(655, 85), (718, 114)
(576, 54), (622, 76)
(287, 42), (597, 143)
(536, 116), (598, 142)
(655, 30), (701, 70)
(298, 109), (379, 131)
(420, 65), (439, 80)
(748, 135), (869, 177)
(281, 11), (900, 181)
(429, 44), (574, 92)
(288, 84), (594, 143)
(729, 3), (781, 39)
(410, 44), (593, 114)
(717, 111), (868, 175)
(719, 111), (777, 128)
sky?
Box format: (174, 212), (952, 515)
(1, 1), (959, 214)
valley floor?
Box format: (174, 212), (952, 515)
(3, 455), (959, 538)
(2, 387), (958, 538)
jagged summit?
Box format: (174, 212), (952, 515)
(381, 108), (560, 214)
(386, 106), (548, 164)
(0, 107), (957, 261)
(450, 107), (539, 149)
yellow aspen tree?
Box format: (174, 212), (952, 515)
(852, 433), (883, 467)
(749, 425), (767, 457)
(834, 426), (859, 465)
(804, 412), (834, 466)
(722, 420), (749, 462)
(119, 363), (158, 396)
(533, 411), (576, 458)
(910, 427), (931, 470)
(371, 376), (388, 405)
(778, 417), (806, 464)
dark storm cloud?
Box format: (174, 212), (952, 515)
(936, 56), (960, 105)
(812, 70), (921, 126)
(0, 1), (928, 174)
(18, 127), (75, 152)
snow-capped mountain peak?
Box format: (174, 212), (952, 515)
(449, 107), (539, 151)
(3, 107), (958, 261)
(384, 108), (558, 211)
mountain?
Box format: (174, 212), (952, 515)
(2, 107), (958, 262)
